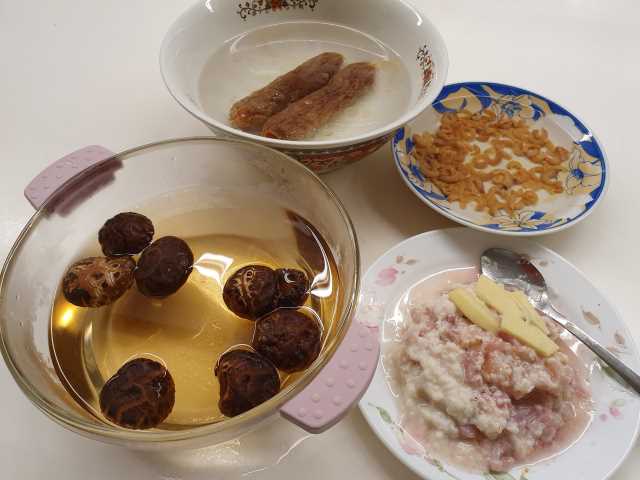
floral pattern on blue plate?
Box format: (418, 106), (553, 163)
(393, 82), (608, 235)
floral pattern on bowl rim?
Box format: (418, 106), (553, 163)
(392, 82), (609, 236)
(237, 0), (319, 20)
(358, 228), (640, 480)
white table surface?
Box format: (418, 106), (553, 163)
(1, 0), (639, 478)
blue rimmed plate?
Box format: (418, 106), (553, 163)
(392, 82), (609, 235)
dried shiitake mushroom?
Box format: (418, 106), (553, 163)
(135, 236), (194, 298)
(98, 212), (154, 257)
(215, 349), (280, 417)
(99, 358), (175, 430)
(222, 265), (277, 320)
(274, 268), (309, 308)
(62, 256), (136, 307)
(252, 309), (322, 373)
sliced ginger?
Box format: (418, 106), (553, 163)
(448, 275), (558, 357)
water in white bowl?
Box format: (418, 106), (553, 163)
(198, 22), (412, 141)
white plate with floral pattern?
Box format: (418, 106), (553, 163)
(359, 228), (639, 480)
(392, 82), (608, 235)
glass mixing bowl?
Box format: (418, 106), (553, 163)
(0, 137), (378, 449)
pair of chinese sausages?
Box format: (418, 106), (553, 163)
(229, 52), (376, 140)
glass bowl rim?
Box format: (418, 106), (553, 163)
(0, 136), (361, 444)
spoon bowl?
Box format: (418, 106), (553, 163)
(481, 247), (548, 304)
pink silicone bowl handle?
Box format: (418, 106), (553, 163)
(24, 145), (115, 209)
(280, 320), (380, 433)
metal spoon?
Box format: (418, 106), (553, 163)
(481, 247), (640, 395)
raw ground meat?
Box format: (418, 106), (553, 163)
(390, 291), (591, 472)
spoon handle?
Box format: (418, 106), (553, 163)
(543, 306), (640, 395)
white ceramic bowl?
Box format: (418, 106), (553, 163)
(160, 0), (448, 173)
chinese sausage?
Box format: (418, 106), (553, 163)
(229, 52), (344, 132)
(262, 62), (376, 141)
